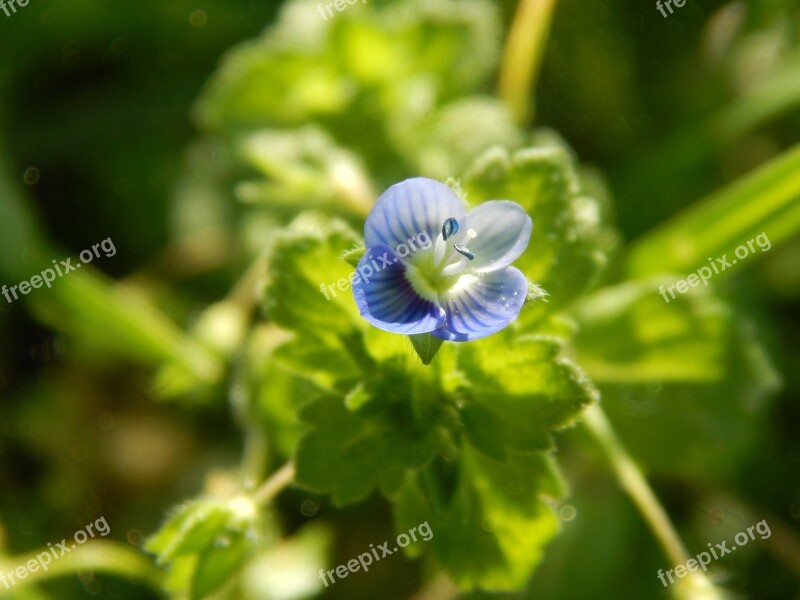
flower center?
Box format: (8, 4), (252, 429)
(404, 218), (476, 302)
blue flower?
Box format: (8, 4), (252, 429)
(352, 177), (532, 341)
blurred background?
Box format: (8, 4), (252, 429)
(0, 0), (798, 598)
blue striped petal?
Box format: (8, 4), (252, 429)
(431, 267), (527, 341)
(462, 201), (532, 273)
(365, 178), (467, 253)
(352, 244), (446, 335)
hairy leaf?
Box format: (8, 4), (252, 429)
(395, 447), (565, 590)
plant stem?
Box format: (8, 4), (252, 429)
(582, 404), (724, 599)
(227, 252), (269, 313)
(251, 462), (296, 507)
(233, 357), (269, 492)
(498, 0), (559, 124)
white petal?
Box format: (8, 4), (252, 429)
(462, 201), (532, 272)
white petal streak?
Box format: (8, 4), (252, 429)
(463, 201), (532, 273)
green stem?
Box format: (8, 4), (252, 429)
(498, 0), (559, 124)
(227, 253), (269, 314)
(250, 463), (296, 507)
(582, 405), (724, 599)
(232, 348), (269, 492)
(0, 541), (162, 593)
(236, 325), (294, 493)
(241, 424), (269, 492)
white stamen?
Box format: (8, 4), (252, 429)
(433, 232), (448, 267)
(441, 256), (468, 276)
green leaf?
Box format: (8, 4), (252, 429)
(409, 333), (444, 365)
(455, 329), (598, 460)
(462, 133), (618, 316)
(272, 332), (365, 394)
(571, 278), (781, 477)
(343, 382), (371, 411)
(255, 358), (323, 459)
(190, 530), (251, 600)
(391, 98), (522, 180)
(196, 0), (502, 186)
(339, 0), (501, 98)
(145, 499), (240, 564)
(237, 126), (374, 217)
(395, 446), (564, 590)
(197, 0), (501, 132)
(145, 502), (212, 561)
(570, 278), (728, 382)
(262, 213), (364, 337)
(294, 363), (446, 505)
(146, 496), (266, 598)
(626, 143), (800, 279)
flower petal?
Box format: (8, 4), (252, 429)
(352, 244), (446, 335)
(365, 178), (467, 253)
(431, 267), (527, 341)
(462, 201), (532, 273)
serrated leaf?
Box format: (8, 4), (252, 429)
(409, 333), (444, 365)
(462, 134), (618, 316)
(294, 364), (446, 505)
(262, 213), (363, 337)
(272, 332), (364, 394)
(395, 447), (564, 590)
(455, 329), (598, 460)
(391, 98), (522, 179)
